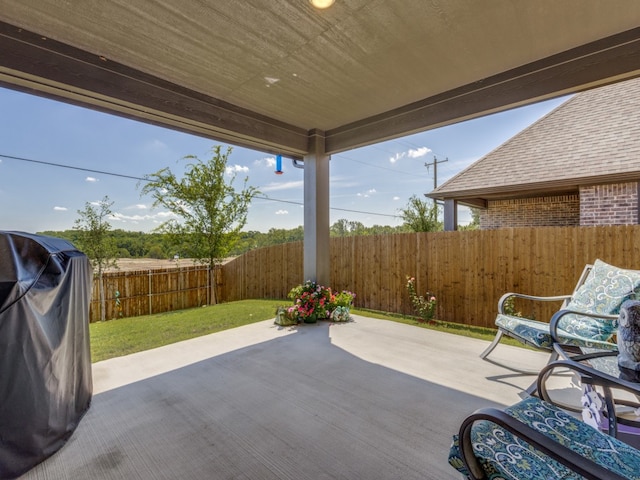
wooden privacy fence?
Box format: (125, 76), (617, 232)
(90, 265), (219, 322)
(220, 226), (640, 330)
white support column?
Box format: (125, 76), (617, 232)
(444, 199), (458, 231)
(304, 130), (331, 285)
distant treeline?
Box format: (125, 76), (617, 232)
(38, 229), (174, 259)
(38, 220), (413, 259)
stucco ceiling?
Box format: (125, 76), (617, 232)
(1, 1), (639, 159)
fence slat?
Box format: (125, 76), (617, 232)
(92, 226), (640, 329)
(90, 265), (213, 322)
(220, 226), (640, 329)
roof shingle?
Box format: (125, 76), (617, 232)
(428, 77), (640, 203)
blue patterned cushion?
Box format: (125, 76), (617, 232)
(495, 314), (617, 351)
(448, 396), (640, 479)
(562, 259), (640, 340)
(495, 314), (554, 349)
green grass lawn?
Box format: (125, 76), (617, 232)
(90, 299), (283, 362)
(90, 299), (522, 363)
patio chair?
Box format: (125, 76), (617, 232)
(480, 259), (640, 363)
(448, 357), (640, 479)
(447, 395), (640, 480)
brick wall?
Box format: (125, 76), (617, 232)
(580, 182), (640, 226)
(480, 195), (580, 229)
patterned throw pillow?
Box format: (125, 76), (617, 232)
(561, 259), (640, 340)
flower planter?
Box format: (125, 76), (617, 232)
(285, 281), (356, 325)
(331, 306), (350, 322)
(274, 306), (298, 326)
(303, 315), (318, 324)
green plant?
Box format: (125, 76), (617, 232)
(331, 305), (351, 322)
(502, 295), (522, 317)
(406, 276), (437, 321)
(287, 284), (305, 302)
(285, 281), (356, 323)
(274, 305), (299, 326)
(333, 290), (356, 308)
(140, 145), (259, 303)
(287, 280), (333, 321)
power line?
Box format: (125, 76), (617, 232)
(333, 153), (417, 177)
(0, 153), (147, 181)
(331, 206), (399, 218)
(254, 194), (399, 218)
(1, 153), (400, 219)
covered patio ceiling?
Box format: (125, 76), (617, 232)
(1, 1), (640, 160)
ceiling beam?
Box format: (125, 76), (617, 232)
(326, 27), (640, 154)
(2, 20), (640, 159)
(0, 21), (309, 159)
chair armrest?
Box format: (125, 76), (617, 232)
(459, 407), (628, 480)
(538, 359), (639, 409)
(549, 309), (618, 343)
(537, 359), (640, 437)
(498, 292), (572, 314)
(538, 360), (640, 403)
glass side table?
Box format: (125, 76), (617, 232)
(538, 349), (640, 439)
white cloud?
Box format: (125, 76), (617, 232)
(389, 152), (406, 164)
(393, 196), (400, 201)
(260, 180), (304, 192)
(125, 204), (148, 210)
(329, 177), (361, 189)
(390, 146), (432, 163)
(110, 210), (178, 223)
(356, 188), (377, 198)
(275, 209), (289, 215)
(225, 164), (249, 175)
(255, 156), (276, 168)
(408, 147), (431, 158)
(85, 176), (98, 182)
(53, 206), (68, 211)
(156, 211), (178, 218)
(142, 139), (168, 151)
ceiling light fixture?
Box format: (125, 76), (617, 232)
(310, 0), (335, 9)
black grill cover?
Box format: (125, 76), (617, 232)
(0, 231), (92, 479)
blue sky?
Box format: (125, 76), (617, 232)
(0, 87), (569, 233)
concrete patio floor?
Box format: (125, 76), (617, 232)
(20, 315), (552, 479)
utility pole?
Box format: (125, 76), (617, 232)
(425, 155), (457, 230)
(424, 156), (448, 204)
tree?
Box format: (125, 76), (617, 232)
(398, 195), (442, 232)
(140, 145), (259, 302)
(330, 219), (366, 237)
(458, 207), (481, 231)
(74, 196), (119, 321)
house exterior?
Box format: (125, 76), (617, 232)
(427, 78), (640, 230)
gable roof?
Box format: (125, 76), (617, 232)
(427, 77), (640, 207)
